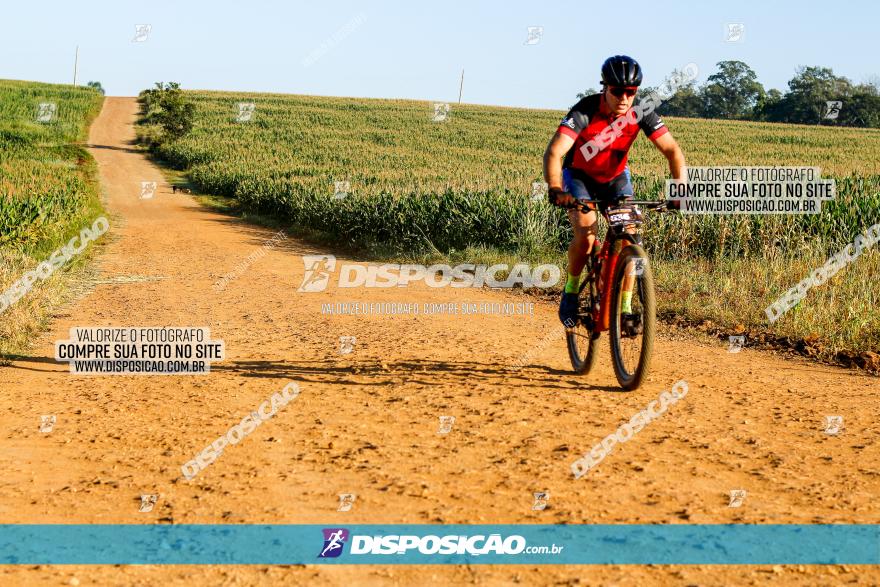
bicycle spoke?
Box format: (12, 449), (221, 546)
(566, 254), (601, 375)
(609, 245), (655, 390)
(621, 276), (645, 371)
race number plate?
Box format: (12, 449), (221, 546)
(607, 207), (639, 226)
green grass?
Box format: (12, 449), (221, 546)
(144, 92), (880, 260)
(0, 79), (105, 357)
(654, 251), (880, 359)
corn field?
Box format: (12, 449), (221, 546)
(0, 79), (104, 250)
(145, 91), (880, 262)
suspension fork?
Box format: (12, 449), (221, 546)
(595, 238), (621, 332)
(599, 231), (642, 330)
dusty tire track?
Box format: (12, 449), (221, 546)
(1, 98), (878, 585)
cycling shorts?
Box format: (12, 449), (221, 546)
(563, 166), (633, 204)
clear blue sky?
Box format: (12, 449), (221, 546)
(2, 0), (877, 110)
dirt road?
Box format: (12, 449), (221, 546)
(1, 97), (877, 585)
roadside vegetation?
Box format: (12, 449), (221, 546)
(0, 79), (105, 357)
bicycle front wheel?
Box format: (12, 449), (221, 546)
(566, 251), (601, 374)
(609, 244), (656, 390)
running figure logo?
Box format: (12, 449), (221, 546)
(339, 335), (356, 355)
(728, 489), (747, 508)
(39, 415), (56, 433)
(36, 103), (57, 123)
(298, 255), (336, 292)
(629, 258), (647, 276)
(725, 23), (745, 43)
(236, 102), (255, 122)
(532, 491), (550, 510)
(531, 181), (547, 202)
(139, 494), (158, 512)
(337, 493), (356, 512)
(524, 26), (543, 45)
(823, 101), (842, 120)
(728, 335), (745, 353)
(823, 415), (843, 435)
(132, 24), (152, 42)
(431, 103), (449, 122)
(333, 181), (350, 200)
(318, 528), (350, 558)
(438, 415), (455, 434)
(140, 181), (157, 200)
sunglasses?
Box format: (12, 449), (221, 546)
(608, 86), (638, 98)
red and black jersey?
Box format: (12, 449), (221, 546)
(557, 93), (668, 183)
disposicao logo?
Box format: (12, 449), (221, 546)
(318, 528), (349, 558)
(299, 255), (337, 292)
(315, 530), (564, 558)
(297, 255), (560, 292)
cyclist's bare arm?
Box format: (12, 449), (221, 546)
(652, 132), (685, 209)
(652, 132), (685, 180)
(543, 132), (576, 206)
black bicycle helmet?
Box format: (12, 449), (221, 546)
(601, 55), (643, 87)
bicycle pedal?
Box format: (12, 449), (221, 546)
(620, 313), (643, 337)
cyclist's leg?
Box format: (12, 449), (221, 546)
(567, 208), (598, 277)
(612, 167), (639, 313)
(564, 169), (599, 277)
(559, 169), (598, 325)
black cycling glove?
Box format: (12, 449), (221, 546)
(548, 187), (568, 206)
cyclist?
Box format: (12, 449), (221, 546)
(543, 55), (685, 326)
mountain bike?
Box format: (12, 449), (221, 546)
(561, 196), (669, 391)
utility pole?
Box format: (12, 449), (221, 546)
(458, 69), (464, 104)
(73, 45), (79, 86)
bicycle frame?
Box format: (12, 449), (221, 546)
(595, 239), (620, 332)
(574, 198), (664, 333)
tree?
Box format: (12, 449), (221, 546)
(566, 62), (878, 128)
(836, 80), (880, 127)
(700, 61), (764, 119)
(576, 87), (599, 99)
(654, 80), (704, 117)
(779, 66), (852, 124)
(139, 82), (196, 141)
(837, 92), (880, 127)
(856, 77), (880, 96)
(753, 88), (784, 121)
(86, 81), (105, 95)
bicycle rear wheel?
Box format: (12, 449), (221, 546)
(609, 244), (656, 390)
(566, 251), (601, 374)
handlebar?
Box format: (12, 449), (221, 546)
(554, 196), (671, 214)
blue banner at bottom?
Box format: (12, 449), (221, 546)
(1, 525), (877, 565)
